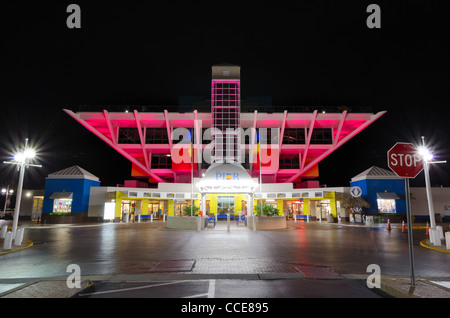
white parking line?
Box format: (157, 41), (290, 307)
(78, 280), (185, 296)
(182, 279), (215, 298)
(207, 279), (215, 298)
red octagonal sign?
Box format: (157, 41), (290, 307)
(387, 142), (424, 178)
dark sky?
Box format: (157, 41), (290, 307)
(1, 1), (449, 190)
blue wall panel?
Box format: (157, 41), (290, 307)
(43, 178), (100, 213)
(350, 179), (406, 214)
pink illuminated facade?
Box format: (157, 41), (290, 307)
(64, 64), (386, 187)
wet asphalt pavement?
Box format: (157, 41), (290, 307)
(1, 220), (449, 299)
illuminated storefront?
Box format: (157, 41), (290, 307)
(42, 165), (100, 222)
(350, 166), (406, 214)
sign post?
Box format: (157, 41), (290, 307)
(387, 142), (423, 286)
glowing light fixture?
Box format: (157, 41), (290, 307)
(2, 138), (42, 240)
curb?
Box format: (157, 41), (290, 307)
(0, 279), (92, 298)
(380, 277), (450, 298)
(0, 239), (34, 256)
(420, 239), (450, 254)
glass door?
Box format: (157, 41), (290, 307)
(217, 196), (234, 214)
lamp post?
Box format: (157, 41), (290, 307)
(1, 186), (14, 218)
(418, 136), (446, 230)
(3, 138), (41, 238)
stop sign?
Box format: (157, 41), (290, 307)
(387, 142), (423, 178)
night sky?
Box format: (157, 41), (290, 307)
(1, 1), (449, 190)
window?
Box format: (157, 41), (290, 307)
(151, 154), (172, 169)
(53, 199), (72, 213)
(279, 155), (299, 169)
(259, 128), (279, 145)
(145, 128), (169, 144)
(211, 80), (241, 162)
(283, 128), (305, 144)
(377, 199), (396, 213)
(309, 128), (332, 144)
(118, 128), (141, 144)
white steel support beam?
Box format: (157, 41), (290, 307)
(287, 111), (386, 183)
(279, 110), (287, 155)
(334, 110), (347, 146)
(194, 110), (202, 172)
(300, 110), (318, 172)
(134, 110), (150, 172)
(64, 109), (164, 183)
(103, 110), (117, 145)
(164, 110), (173, 152)
(250, 110), (258, 167)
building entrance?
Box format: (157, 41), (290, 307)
(175, 200), (188, 216)
(217, 196), (234, 215)
(317, 200), (330, 220)
(121, 200), (139, 222)
(286, 200), (304, 219)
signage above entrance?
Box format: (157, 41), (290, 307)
(197, 163), (258, 193)
(216, 172), (240, 181)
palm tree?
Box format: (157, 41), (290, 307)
(340, 194), (370, 211)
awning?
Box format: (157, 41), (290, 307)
(49, 192), (73, 200)
(376, 192), (400, 200)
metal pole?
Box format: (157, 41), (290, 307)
(12, 162), (25, 239)
(259, 143), (263, 217)
(423, 160), (436, 229)
(404, 178), (416, 286)
(191, 135), (194, 217)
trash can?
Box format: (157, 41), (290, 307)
(327, 214), (335, 223)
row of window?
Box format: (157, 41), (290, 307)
(118, 128), (333, 145)
(150, 153), (300, 169)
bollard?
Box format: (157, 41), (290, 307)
(307, 215), (310, 223)
(197, 215), (201, 232)
(3, 231), (13, 250)
(1, 224), (7, 238)
(252, 215), (256, 232)
(137, 215), (141, 223)
(436, 225), (444, 239)
(163, 214), (166, 222)
(446, 232), (450, 250)
(294, 214), (297, 223)
(227, 214), (230, 232)
(14, 227), (24, 246)
(150, 214), (153, 223)
(429, 229), (441, 247)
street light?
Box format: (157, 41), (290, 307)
(3, 138), (42, 238)
(418, 136), (446, 230)
(1, 186), (14, 218)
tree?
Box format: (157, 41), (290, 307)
(341, 194), (370, 212)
